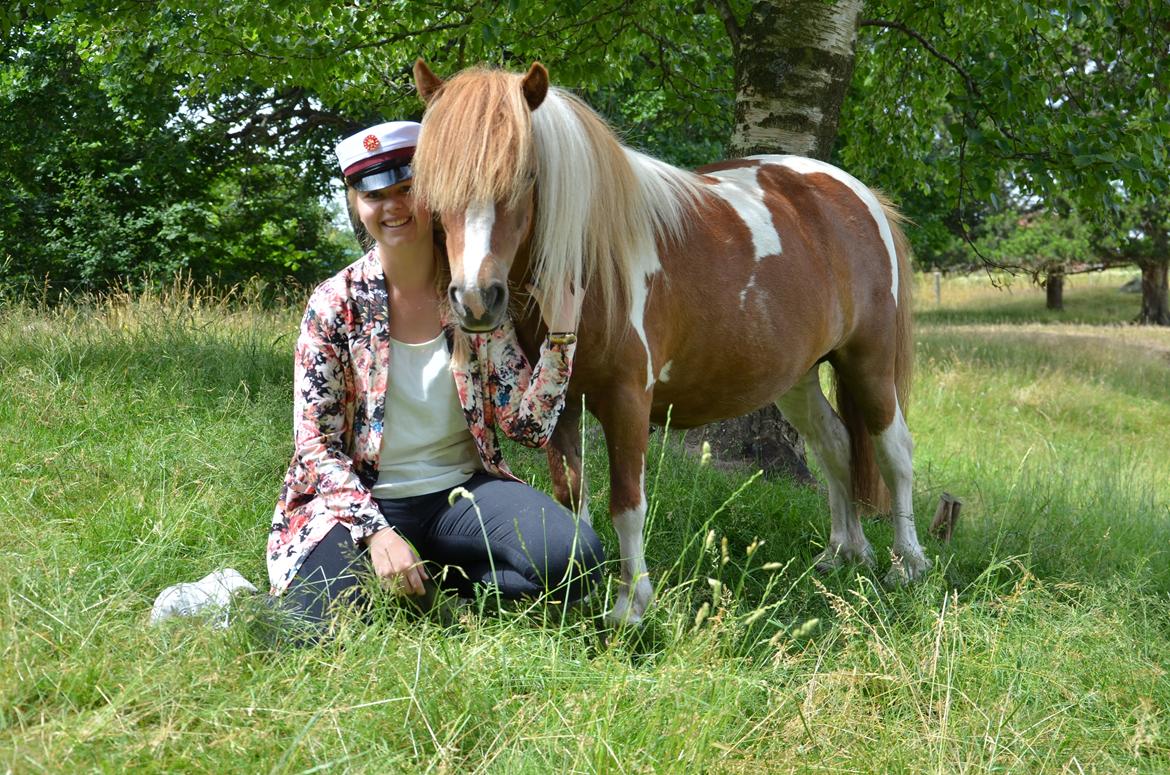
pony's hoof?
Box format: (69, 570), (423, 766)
(604, 579), (654, 627)
(883, 551), (932, 587)
(813, 543), (876, 574)
(604, 600), (642, 628)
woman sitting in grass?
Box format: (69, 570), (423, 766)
(264, 120), (603, 635)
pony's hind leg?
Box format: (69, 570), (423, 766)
(775, 368), (876, 571)
(833, 350), (932, 586)
(871, 401), (931, 585)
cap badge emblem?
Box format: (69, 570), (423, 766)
(362, 134), (381, 151)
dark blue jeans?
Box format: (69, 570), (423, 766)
(281, 474), (604, 626)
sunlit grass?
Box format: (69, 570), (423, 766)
(2, 279), (1168, 772)
(913, 267), (1149, 326)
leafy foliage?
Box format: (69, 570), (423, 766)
(840, 0), (1170, 267)
(65, 0), (737, 167)
(974, 207), (1094, 275)
(0, 17), (352, 296)
(5, 0), (1167, 296)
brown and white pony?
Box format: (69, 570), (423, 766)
(412, 60), (931, 624)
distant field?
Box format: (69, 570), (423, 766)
(913, 267), (1152, 325)
(2, 276), (1167, 773)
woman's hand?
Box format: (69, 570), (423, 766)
(365, 528), (428, 596)
(528, 279), (581, 333)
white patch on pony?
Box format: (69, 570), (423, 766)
(461, 199), (495, 293)
(872, 401), (931, 584)
(775, 369), (874, 570)
(623, 151), (703, 392)
(577, 499), (591, 528)
(705, 166), (781, 261)
(657, 360), (672, 384)
(628, 272), (656, 391)
(751, 155), (900, 303)
(738, 274), (758, 310)
(575, 475), (591, 527)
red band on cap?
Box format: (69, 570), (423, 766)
(342, 147), (414, 178)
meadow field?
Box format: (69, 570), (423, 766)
(2, 270), (1169, 773)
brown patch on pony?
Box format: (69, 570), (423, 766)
(835, 378), (887, 514)
(413, 67), (537, 214)
(695, 158), (762, 176)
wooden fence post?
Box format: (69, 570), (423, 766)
(929, 492), (962, 542)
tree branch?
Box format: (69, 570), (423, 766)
(860, 18), (979, 97)
(708, 0), (742, 53)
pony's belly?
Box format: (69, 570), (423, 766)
(647, 367), (801, 428)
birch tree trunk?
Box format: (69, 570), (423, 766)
(730, 0), (863, 159)
(695, 0), (862, 482)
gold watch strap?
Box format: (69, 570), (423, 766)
(548, 331), (577, 346)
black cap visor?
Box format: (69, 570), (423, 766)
(347, 160), (413, 192)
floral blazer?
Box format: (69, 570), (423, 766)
(267, 251), (576, 593)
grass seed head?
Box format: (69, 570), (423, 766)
(694, 601), (710, 629)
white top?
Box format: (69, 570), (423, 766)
(371, 332), (481, 499)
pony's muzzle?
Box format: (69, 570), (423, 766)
(449, 280), (508, 332)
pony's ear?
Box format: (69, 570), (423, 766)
(413, 59), (444, 103)
(521, 62), (548, 111)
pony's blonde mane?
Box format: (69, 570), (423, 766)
(414, 67), (705, 338)
(413, 68), (536, 213)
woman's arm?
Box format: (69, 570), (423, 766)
(482, 282), (580, 448)
(482, 326), (576, 447)
(293, 292), (388, 542)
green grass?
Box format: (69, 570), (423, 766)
(913, 267), (1149, 326)
(2, 276), (1169, 772)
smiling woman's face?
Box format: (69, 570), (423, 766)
(352, 179), (432, 251)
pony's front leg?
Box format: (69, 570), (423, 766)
(546, 396), (589, 525)
(594, 384), (654, 626)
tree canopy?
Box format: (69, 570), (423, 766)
(4, 0), (1168, 309)
(1, 12), (351, 295)
(845, 1), (1168, 211)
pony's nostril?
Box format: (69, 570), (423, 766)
(484, 282), (506, 315)
(448, 285), (462, 311)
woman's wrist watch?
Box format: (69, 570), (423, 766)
(548, 331), (577, 345)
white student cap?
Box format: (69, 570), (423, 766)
(335, 120), (420, 191)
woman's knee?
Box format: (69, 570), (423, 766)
(541, 516), (605, 596)
(282, 524), (367, 623)
(573, 522), (605, 575)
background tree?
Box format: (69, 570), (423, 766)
(974, 205), (1096, 311)
(1095, 199), (1170, 324)
(841, 0), (1170, 320)
(695, 0), (864, 483)
(1, 12), (353, 297)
